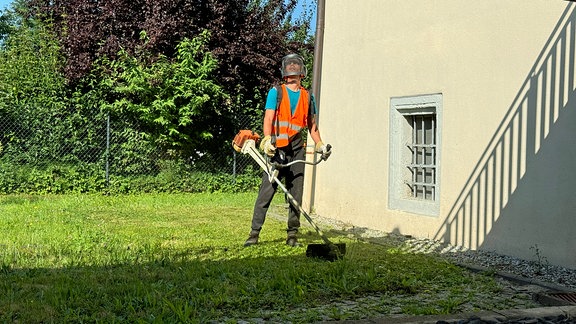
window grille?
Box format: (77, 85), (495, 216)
(406, 115), (437, 200)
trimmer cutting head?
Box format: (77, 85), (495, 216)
(306, 243), (346, 261)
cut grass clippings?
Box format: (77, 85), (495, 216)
(0, 193), (531, 322)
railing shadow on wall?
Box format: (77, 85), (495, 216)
(433, 3), (576, 249)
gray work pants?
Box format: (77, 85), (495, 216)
(250, 134), (305, 235)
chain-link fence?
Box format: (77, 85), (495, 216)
(0, 108), (262, 192)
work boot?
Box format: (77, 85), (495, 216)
(286, 233), (299, 247)
(244, 230), (260, 247)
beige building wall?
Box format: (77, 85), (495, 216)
(311, 0), (576, 268)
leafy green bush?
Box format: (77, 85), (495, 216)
(92, 30), (230, 163)
(107, 170), (260, 194)
(0, 162), (106, 194)
(0, 160), (260, 194)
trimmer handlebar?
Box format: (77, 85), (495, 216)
(233, 130), (331, 181)
(270, 144), (332, 169)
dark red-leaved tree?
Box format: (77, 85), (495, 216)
(28, 0), (311, 96)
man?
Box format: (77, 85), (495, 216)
(244, 53), (331, 247)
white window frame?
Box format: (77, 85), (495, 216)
(389, 94), (442, 216)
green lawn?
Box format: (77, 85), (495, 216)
(0, 193), (533, 322)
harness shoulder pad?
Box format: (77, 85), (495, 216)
(274, 84), (282, 110)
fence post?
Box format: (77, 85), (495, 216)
(106, 113), (110, 186)
(233, 150), (237, 180)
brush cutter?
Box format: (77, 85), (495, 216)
(233, 130), (346, 261)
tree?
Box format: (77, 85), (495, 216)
(0, 17), (70, 164)
(26, 0), (314, 166)
(28, 0), (311, 95)
(0, 12), (9, 45)
(0, 0), (29, 45)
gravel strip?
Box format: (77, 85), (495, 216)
(308, 214), (576, 291)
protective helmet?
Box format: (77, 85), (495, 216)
(280, 53), (307, 78)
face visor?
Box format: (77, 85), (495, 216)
(280, 54), (307, 78)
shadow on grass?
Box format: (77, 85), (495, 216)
(0, 238), (409, 323)
(0, 229), (470, 324)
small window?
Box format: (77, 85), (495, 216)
(389, 94), (442, 216)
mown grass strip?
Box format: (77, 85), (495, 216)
(0, 193), (533, 322)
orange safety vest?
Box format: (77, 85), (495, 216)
(272, 85), (310, 148)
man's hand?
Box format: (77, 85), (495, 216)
(260, 135), (276, 157)
(315, 141), (332, 160)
